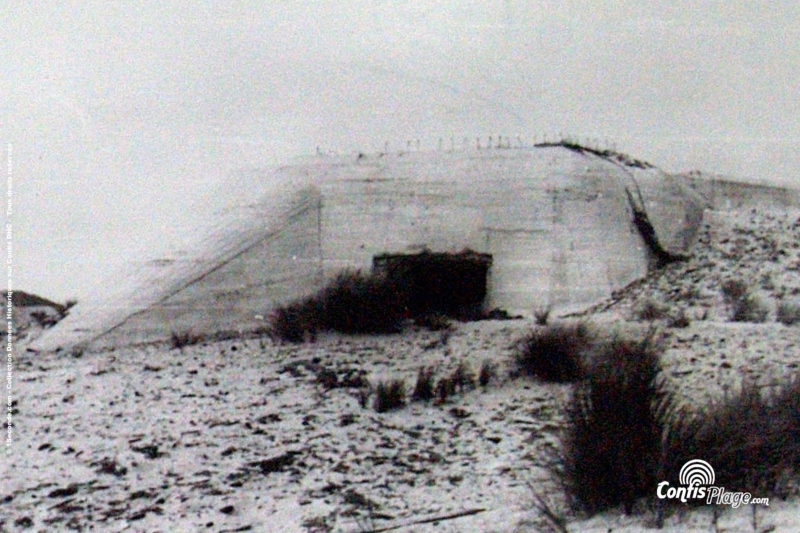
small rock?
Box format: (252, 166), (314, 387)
(95, 458), (127, 477)
(256, 413), (281, 424)
(48, 484), (79, 498)
(339, 413), (357, 426)
(343, 489), (377, 508)
(249, 451), (300, 474)
(131, 444), (164, 459)
(449, 407), (470, 419)
(14, 516), (33, 528)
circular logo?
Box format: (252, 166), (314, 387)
(679, 459), (715, 486)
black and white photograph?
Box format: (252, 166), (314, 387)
(4, 2), (800, 531)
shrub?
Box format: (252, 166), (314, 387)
(315, 367), (339, 389)
(413, 313), (452, 331)
(319, 270), (406, 334)
(633, 298), (670, 321)
(478, 359), (496, 387)
(663, 377), (800, 498)
(373, 379), (406, 413)
(721, 279), (748, 303)
(557, 327), (800, 516)
(534, 305), (551, 326)
(409, 363), (482, 406)
(435, 377), (455, 404)
(170, 330), (203, 350)
(357, 387), (371, 409)
(315, 366), (367, 390)
(777, 298), (800, 325)
(411, 367), (436, 402)
(513, 322), (591, 383)
(269, 270), (406, 342)
(561, 333), (665, 514)
(450, 360), (476, 393)
(721, 279), (769, 323)
(268, 299), (317, 343)
(731, 293), (770, 323)
(668, 307), (691, 329)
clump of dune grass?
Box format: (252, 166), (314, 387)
(269, 270), (406, 342)
(411, 367), (436, 402)
(633, 297), (670, 321)
(777, 297), (800, 325)
(721, 279), (769, 323)
(663, 376), (800, 498)
(513, 322), (592, 383)
(533, 305), (551, 326)
(478, 359), (496, 387)
(373, 379), (406, 413)
(668, 307), (691, 329)
(561, 332), (665, 514)
(169, 330), (203, 350)
(268, 300), (318, 343)
(549, 311), (800, 519)
(450, 360), (476, 393)
(434, 377), (455, 404)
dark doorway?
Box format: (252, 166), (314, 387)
(372, 250), (493, 319)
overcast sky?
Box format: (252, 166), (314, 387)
(3, 1), (800, 301)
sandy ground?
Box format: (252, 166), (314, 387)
(5, 206), (800, 532)
(7, 322), (563, 532)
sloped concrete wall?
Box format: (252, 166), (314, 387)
(97, 190), (323, 347)
(34, 177), (324, 351)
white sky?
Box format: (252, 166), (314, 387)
(2, 1), (800, 301)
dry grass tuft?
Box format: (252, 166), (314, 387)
(513, 322), (592, 383)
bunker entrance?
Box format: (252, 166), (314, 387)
(372, 250), (493, 319)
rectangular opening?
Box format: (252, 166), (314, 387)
(372, 249), (493, 318)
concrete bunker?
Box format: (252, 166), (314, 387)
(372, 249), (493, 318)
(32, 145), (715, 352)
